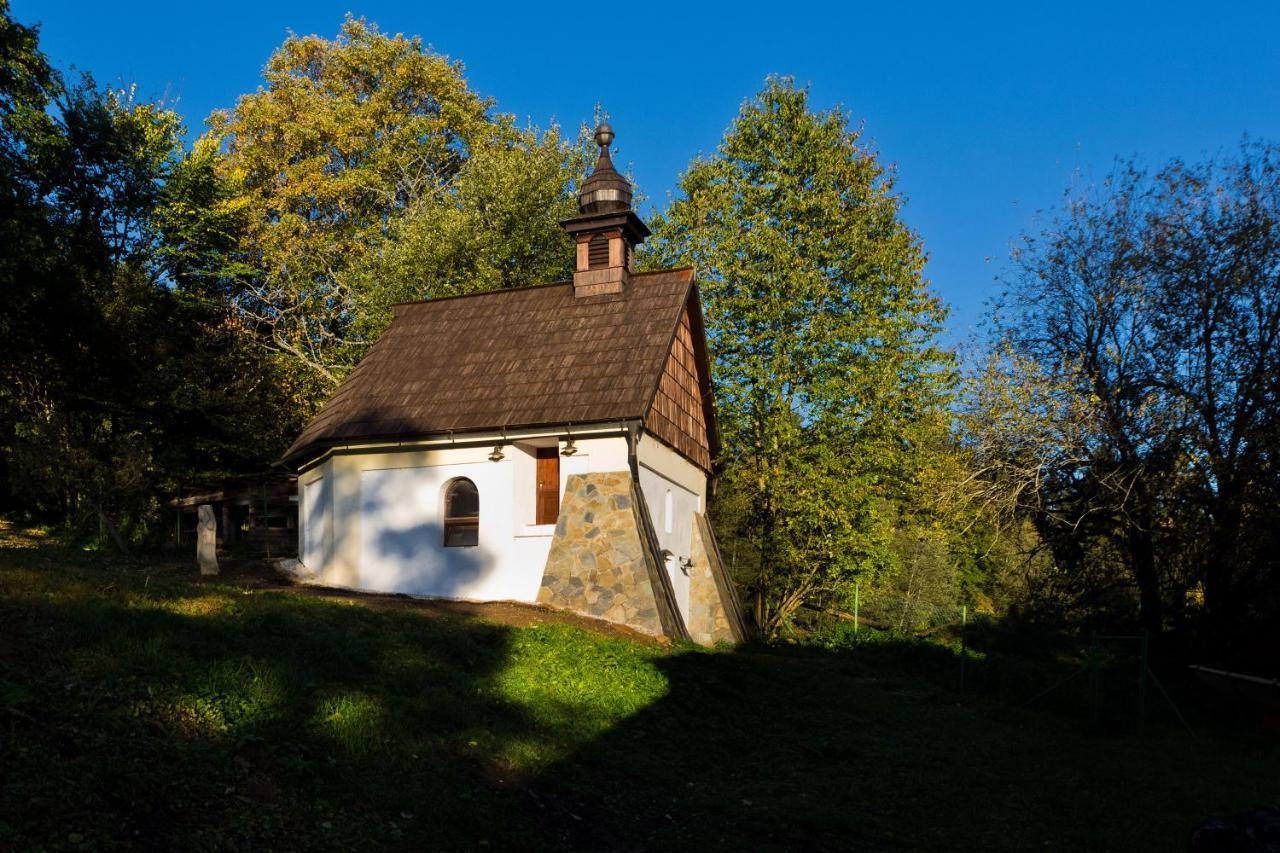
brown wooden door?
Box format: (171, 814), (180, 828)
(536, 448), (560, 525)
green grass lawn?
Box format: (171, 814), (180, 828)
(1, 528), (1275, 852)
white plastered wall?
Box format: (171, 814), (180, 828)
(635, 433), (710, 625)
(299, 464), (333, 574)
(295, 433), (630, 602)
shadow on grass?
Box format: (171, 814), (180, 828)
(1, 548), (1276, 852)
(785, 617), (1234, 736)
(526, 638), (1279, 852)
(0, 556), (553, 850)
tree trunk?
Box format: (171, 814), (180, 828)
(755, 500), (775, 636)
(95, 504), (129, 556)
(1201, 486), (1243, 658)
(1127, 524), (1161, 638)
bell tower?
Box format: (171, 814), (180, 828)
(561, 123), (650, 297)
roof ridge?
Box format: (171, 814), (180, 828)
(390, 279), (568, 310)
(390, 267), (696, 311)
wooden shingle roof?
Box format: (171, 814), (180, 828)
(284, 268), (699, 466)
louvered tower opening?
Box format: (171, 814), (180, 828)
(588, 233), (610, 269)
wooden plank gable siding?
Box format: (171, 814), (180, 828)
(645, 298), (713, 471)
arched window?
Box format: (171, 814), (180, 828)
(443, 478), (479, 547)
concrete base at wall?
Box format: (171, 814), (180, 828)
(537, 472), (686, 640)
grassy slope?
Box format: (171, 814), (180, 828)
(0, 533), (1275, 852)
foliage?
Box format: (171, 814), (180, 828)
(646, 77), (954, 636)
(989, 145), (1280, 662)
(0, 2), (296, 545)
(0, 8), (590, 545)
(1, 528), (1274, 851)
(198, 17), (588, 400)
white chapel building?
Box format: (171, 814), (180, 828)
(283, 124), (747, 645)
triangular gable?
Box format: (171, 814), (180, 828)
(643, 290), (718, 472)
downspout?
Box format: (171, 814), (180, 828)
(625, 419), (644, 481)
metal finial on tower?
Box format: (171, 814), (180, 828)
(594, 122), (615, 150)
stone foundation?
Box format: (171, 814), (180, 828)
(537, 472), (685, 639)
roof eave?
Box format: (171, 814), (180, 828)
(560, 210), (651, 243)
(282, 417), (644, 472)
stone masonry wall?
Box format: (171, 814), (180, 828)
(537, 472), (683, 639)
(688, 512), (750, 645)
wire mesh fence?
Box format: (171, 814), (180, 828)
(811, 582), (1194, 736)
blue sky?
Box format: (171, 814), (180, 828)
(16, 1), (1280, 339)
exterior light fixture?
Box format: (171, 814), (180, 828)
(561, 435), (577, 456)
(488, 445), (505, 462)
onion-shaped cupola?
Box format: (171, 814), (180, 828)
(577, 123), (633, 214)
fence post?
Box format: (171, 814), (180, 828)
(1138, 631), (1148, 734)
(263, 482), (271, 560)
(959, 604), (968, 697)
(853, 580), (860, 637)
(1089, 631), (1100, 725)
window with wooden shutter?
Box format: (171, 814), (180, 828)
(536, 447), (560, 525)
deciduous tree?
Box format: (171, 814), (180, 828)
(200, 17), (587, 401)
(0, 1), (296, 544)
(995, 145), (1280, 659)
(646, 78), (953, 636)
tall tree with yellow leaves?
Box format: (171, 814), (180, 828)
(181, 18), (588, 404)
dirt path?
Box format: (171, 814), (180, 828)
(0, 521), (52, 550)
(203, 556), (669, 646)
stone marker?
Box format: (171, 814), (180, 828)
(1190, 802), (1280, 851)
(196, 504), (219, 575)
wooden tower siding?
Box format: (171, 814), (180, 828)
(645, 298), (713, 471)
